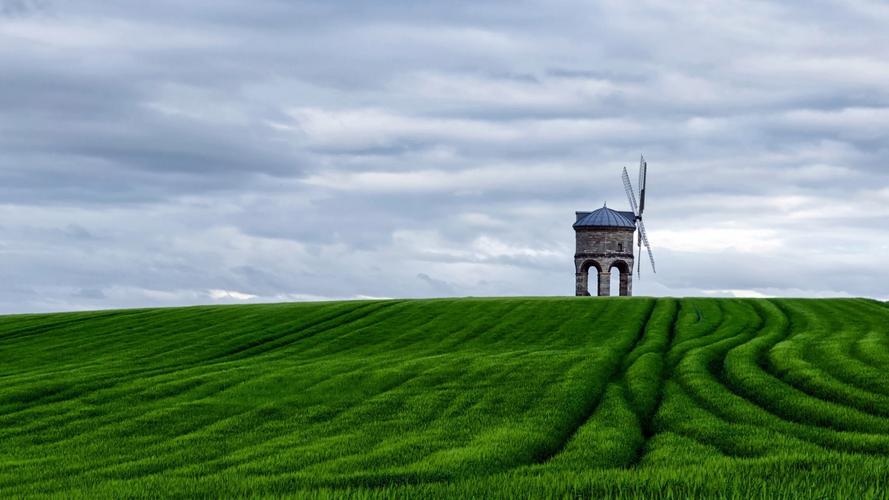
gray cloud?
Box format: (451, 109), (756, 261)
(1, 0), (888, 313)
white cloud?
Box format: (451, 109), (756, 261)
(780, 107), (889, 139)
(208, 289), (257, 301)
(0, 17), (229, 50)
(703, 289), (771, 299)
(302, 164), (584, 193)
(278, 107), (644, 151)
(392, 71), (622, 109)
(651, 228), (784, 254)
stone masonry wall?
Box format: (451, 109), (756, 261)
(575, 227), (635, 256)
(574, 227), (636, 296)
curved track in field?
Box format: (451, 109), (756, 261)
(1, 298), (888, 497)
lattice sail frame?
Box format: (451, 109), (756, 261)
(622, 161), (656, 277)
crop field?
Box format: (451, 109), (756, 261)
(2, 298), (889, 498)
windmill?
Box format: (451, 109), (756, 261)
(621, 156), (656, 278)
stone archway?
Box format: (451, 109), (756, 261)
(610, 260), (632, 296)
(575, 259), (603, 296)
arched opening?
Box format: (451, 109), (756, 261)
(577, 260), (602, 296)
(610, 269), (620, 296)
(610, 260), (632, 297)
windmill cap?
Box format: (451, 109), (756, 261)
(573, 206), (636, 229)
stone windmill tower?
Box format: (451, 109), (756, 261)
(573, 157), (656, 297)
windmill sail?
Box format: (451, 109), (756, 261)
(638, 218), (656, 273)
(622, 167), (640, 217)
(638, 157), (647, 215)
(624, 157), (653, 278)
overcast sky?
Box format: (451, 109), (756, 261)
(2, 0), (888, 313)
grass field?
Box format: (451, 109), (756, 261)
(2, 297), (889, 498)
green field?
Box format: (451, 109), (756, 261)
(2, 298), (889, 498)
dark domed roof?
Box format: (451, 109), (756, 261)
(574, 206), (636, 229)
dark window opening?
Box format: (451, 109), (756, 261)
(618, 243), (623, 252)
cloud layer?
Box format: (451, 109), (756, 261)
(2, 0), (888, 312)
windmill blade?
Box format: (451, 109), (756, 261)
(645, 242), (656, 274)
(636, 222), (643, 278)
(621, 167), (640, 217)
(638, 157), (647, 216)
(637, 219), (656, 274)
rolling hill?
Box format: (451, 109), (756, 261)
(2, 297), (889, 498)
